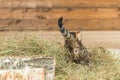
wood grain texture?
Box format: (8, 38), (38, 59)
(0, 0), (120, 31)
(0, 18), (120, 31)
(0, 0), (119, 8)
(0, 8), (120, 20)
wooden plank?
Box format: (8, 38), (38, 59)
(0, 8), (120, 20)
(0, 0), (120, 8)
(0, 18), (120, 31)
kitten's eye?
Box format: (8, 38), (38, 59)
(73, 48), (79, 55)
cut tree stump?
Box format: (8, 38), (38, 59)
(0, 57), (55, 80)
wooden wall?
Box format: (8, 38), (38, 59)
(0, 0), (120, 31)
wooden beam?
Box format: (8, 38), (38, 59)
(0, 18), (120, 31)
(0, 0), (119, 8)
(0, 8), (120, 20)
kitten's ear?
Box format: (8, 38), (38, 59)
(76, 31), (82, 41)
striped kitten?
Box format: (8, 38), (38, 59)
(58, 17), (90, 65)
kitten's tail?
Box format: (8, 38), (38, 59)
(58, 17), (71, 38)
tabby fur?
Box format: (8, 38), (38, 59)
(58, 17), (90, 65)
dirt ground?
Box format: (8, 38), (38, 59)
(0, 31), (120, 49)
